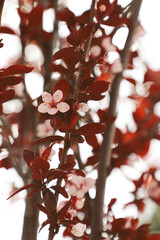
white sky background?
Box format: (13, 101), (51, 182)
(0, 0), (160, 239)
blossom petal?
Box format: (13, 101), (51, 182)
(53, 90), (63, 103)
(38, 103), (48, 113)
(48, 107), (58, 115)
(42, 91), (52, 104)
(57, 102), (70, 113)
(77, 103), (89, 113)
(71, 223), (86, 237)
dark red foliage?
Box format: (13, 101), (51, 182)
(2, 1), (160, 239)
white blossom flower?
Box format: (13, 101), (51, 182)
(71, 223), (86, 237)
(66, 175), (95, 199)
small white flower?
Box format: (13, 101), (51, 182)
(71, 223), (86, 237)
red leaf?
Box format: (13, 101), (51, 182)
(56, 8), (76, 28)
(76, 10), (90, 24)
(51, 185), (68, 198)
(0, 65), (34, 78)
(0, 26), (17, 35)
(108, 198), (117, 211)
(42, 188), (57, 213)
(33, 136), (64, 145)
(0, 76), (23, 86)
(76, 123), (107, 136)
(58, 201), (71, 221)
(0, 89), (15, 104)
(35, 202), (50, 216)
(23, 150), (35, 166)
(49, 64), (69, 75)
(29, 4), (44, 27)
(52, 47), (82, 68)
(85, 135), (100, 150)
(72, 169), (85, 177)
(0, 157), (11, 169)
(102, 16), (128, 27)
(47, 169), (67, 182)
(70, 133), (84, 143)
(67, 24), (93, 47)
(84, 81), (109, 94)
(7, 183), (37, 200)
(31, 157), (50, 178)
(27, 188), (42, 198)
(86, 155), (99, 166)
(42, 145), (53, 161)
(54, 78), (69, 100)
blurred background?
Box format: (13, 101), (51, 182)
(0, 0), (160, 239)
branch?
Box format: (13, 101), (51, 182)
(90, 1), (143, 239)
(73, 0), (96, 99)
(0, 0), (5, 26)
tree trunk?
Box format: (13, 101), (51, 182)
(22, 192), (41, 240)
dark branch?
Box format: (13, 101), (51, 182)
(90, 1), (143, 239)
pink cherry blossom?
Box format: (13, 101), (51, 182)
(66, 175), (95, 199)
(36, 120), (54, 137)
(38, 90), (70, 115)
(101, 37), (117, 52)
(75, 198), (84, 209)
(111, 58), (123, 74)
(76, 102), (89, 113)
(71, 223), (86, 237)
(133, 25), (146, 41)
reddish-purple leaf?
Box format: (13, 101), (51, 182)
(70, 133), (84, 143)
(72, 169), (85, 177)
(0, 26), (17, 35)
(7, 183), (37, 200)
(0, 65), (34, 78)
(23, 149), (35, 166)
(47, 169), (67, 182)
(0, 157), (11, 169)
(75, 123), (107, 136)
(52, 47), (82, 68)
(54, 78), (69, 100)
(51, 185), (68, 198)
(42, 145), (53, 161)
(0, 89), (15, 104)
(29, 4), (44, 27)
(102, 16), (128, 27)
(42, 188), (57, 213)
(86, 155), (99, 166)
(0, 76), (23, 86)
(33, 136), (64, 145)
(58, 201), (71, 221)
(35, 203), (50, 216)
(84, 81), (109, 94)
(56, 8), (76, 28)
(31, 157), (50, 178)
(49, 63), (69, 75)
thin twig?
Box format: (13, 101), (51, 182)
(73, 0), (96, 99)
(90, 1), (143, 239)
